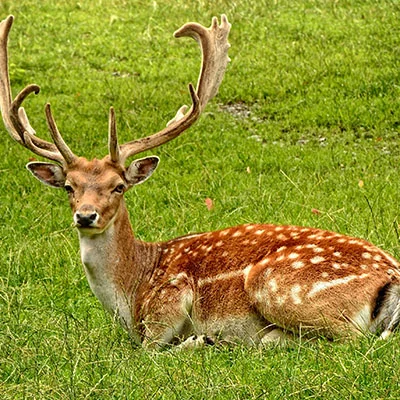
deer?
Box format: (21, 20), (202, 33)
(1, 14), (400, 350)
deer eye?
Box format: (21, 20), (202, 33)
(64, 184), (74, 194)
(113, 184), (125, 194)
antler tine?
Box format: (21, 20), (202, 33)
(117, 15), (231, 164)
(45, 104), (76, 164)
(12, 84), (61, 152)
(176, 14), (231, 110)
(108, 106), (120, 163)
(0, 15), (74, 165)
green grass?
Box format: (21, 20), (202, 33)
(1, 0), (400, 398)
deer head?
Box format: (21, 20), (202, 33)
(0, 15), (231, 234)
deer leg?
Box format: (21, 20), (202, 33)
(175, 334), (215, 350)
(260, 327), (295, 346)
(141, 307), (192, 349)
(141, 278), (194, 349)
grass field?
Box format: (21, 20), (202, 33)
(1, 0), (400, 398)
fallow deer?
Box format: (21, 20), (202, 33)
(1, 14), (400, 349)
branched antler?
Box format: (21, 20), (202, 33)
(0, 15), (75, 164)
(110, 15), (231, 164)
(0, 14), (230, 167)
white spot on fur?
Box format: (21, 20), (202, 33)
(333, 252), (342, 257)
(198, 270), (244, 286)
(383, 253), (400, 267)
(332, 263), (340, 269)
(277, 246), (287, 252)
(313, 247), (325, 253)
(233, 230), (243, 237)
(243, 264), (253, 274)
(305, 244), (317, 249)
(276, 295), (286, 305)
(255, 229), (265, 235)
(308, 274), (369, 297)
(288, 253), (299, 260)
(269, 279), (278, 292)
(291, 285), (302, 304)
(254, 291), (264, 302)
(292, 261), (305, 269)
(264, 268), (272, 277)
(362, 252), (372, 259)
(277, 233), (288, 241)
(373, 254), (382, 262)
(310, 256), (325, 264)
(275, 226), (284, 231)
(242, 264), (253, 286)
(259, 258), (270, 266)
(337, 238), (347, 243)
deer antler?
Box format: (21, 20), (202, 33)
(1, 15), (230, 166)
(110, 15), (231, 164)
(0, 15), (76, 165)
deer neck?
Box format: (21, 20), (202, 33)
(77, 199), (161, 339)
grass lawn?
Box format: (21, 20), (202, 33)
(1, 0), (400, 398)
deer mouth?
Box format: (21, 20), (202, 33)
(75, 224), (107, 236)
(74, 211), (118, 235)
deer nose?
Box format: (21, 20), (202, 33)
(74, 209), (99, 227)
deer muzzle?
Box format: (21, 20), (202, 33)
(74, 205), (99, 228)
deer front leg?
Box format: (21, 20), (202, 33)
(140, 274), (194, 349)
(260, 327), (295, 346)
(175, 334), (216, 350)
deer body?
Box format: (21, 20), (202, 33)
(74, 172), (400, 346)
(1, 14), (400, 348)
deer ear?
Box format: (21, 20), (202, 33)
(125, 156), (159, 187)
(26, 162), (66, 188)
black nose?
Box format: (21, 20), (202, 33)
(75, 211), (98, 227)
